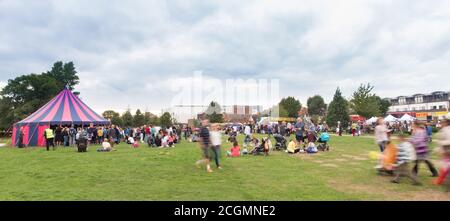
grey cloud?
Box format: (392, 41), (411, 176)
(1, 0), (449, 114)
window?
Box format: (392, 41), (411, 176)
(415, 95), (423, 103)
(396, 108), (400, 112)
(439, 105), (445, 109)
(412, 107), (416, 111)
(434, 92), (444, 101)
(403, 108), (408, 111)
(399, 97), (406, 105)
(422, 106), (426, 110)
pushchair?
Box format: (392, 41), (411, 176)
(317, 132), (330, 151)
(250, 144), (266, 155)
(147, 134), (156, 147)
(273, 134), (287, 150)
(77, 138), (88, 152)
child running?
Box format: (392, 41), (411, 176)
(391, 134), (421, 185)
(411, 122), (438, 177)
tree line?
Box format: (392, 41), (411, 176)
(101, 109), (173, 128)
(247, 84), (390, 128)
(0, 61), (391, 130)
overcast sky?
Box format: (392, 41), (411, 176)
(1, 0), (449, 115)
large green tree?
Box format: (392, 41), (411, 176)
(0, 61), (79, 130)
(350, 83), (381, 118)
(121, 111), (134, 127)
(144, 112), (156, 125)
(205, 101), (224, 123)
(133, 109), (145, 127)
(45, 61), (79, 90)
(307, 95), (327, 116)
(160, 112), (173, 128)
(102, 110), (122, 126)
(326, 88), (350, 127)
(375, 96), (391, 116)
(279, 96), (302, 118)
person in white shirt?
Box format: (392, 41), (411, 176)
(127, 136), (135, 145)
(375, 118), (390, 152)
(98, 138), (113, 152)
(244, 125), (251, 136)
(210, 123), (223, 169)
(161, 135), (169, 147)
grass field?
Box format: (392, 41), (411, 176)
(0, 135), (448, 201)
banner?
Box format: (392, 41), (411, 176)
(431, 111), (448, 117)
(415, 112), (428, 119)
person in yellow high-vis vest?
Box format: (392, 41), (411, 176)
(44, 127), (55, 151)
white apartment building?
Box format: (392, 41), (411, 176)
(387, 91), (449, 113)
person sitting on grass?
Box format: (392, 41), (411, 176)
(251, 137), (260, 149)
(287, 139), (300, 154)
(306, 141), (318, 154)
(307, 130), (317, 144)
(168, 133), (175, 147)
(391, 134), (421, 185)
(98, 138), (115, 152)
(127, 135), (135, 145)
(161, 133), (169, 148)
(172, 133), (179, 144)
(190, 133), (199, 142)
(227, 140), (241, 157)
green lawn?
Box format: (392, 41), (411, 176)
(0, 135), (448, 201)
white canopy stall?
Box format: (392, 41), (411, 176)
(384, 114), (398, 122)
(365, 117), (378, 124)
(399, 114), (415, 122)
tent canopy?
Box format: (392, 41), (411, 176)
(12, 88), (109, 147)
(384, 114), (398, 122)
(365, 116), (378, 124)
(15, 88), (109, 126)
(399, 113), (415, 122)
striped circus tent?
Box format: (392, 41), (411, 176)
(12, 88), (110, 147)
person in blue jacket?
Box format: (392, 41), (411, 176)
(426, 123), (433, 143)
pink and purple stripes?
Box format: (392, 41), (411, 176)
(16, 88), (108, 125)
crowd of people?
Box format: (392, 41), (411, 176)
(191, 118), (334, 173)
(16, 115), (449, 192)
(41, 123), (184, 152)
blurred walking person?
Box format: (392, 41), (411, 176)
(434, 118), (450, 191)
(196, 119), (213, 173)
(210, 123), (223, 169)
(411, 122), (438, 177)
(375, 118), (390, 152)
